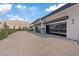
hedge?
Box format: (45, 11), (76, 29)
(0, 28), (27, 40)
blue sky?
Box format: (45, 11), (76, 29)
(0, 3), (66, 23)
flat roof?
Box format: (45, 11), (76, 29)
(31, 3), (76, 24)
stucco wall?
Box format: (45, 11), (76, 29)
(66, 4), (79, 40)
(32, 4), (79, 40)
(43, 4), (79, 40)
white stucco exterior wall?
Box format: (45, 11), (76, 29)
(67, 4), (79, 40)
(31, 4), (79, 40)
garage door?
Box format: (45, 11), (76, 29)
(46, 21), (67, 36)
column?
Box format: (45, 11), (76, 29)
(33, 26), (36, 33)
(41, 25), (46, 35)
(40, 18), (46, 35)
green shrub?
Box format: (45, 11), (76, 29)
(0, 29), (17, 40)
(0, 29), (8, 40)
(0, 28), (26, 40)
(6, 29), (17, 35)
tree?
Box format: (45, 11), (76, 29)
(3, 21), (8, 29)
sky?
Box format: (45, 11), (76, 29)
(0, 3), (66, 23)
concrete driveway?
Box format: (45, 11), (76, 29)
(0, 31), (79, 56)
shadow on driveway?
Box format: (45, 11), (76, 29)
(30, 31), (67, 40)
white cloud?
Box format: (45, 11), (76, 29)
(27, 6), (38, 17)
(45, 3), (66, 12)
(56, 3), (67, 9)
(0, 4), (13, 14)
(16, 4), (26, 9)
(25, 18), (29, 22)
(9, 15), (25, 21)
(45, 5), (56, 12)
(9, 15), (29, 22)
(7, 14), (10, 17)
(7, 14), (14, 17)
(29, 6), (37, 12)
(16, 4), (37, 12)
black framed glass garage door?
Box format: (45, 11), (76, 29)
(46, 22), (67, 36)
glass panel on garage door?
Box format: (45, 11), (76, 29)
(46, 21), (67, 36)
